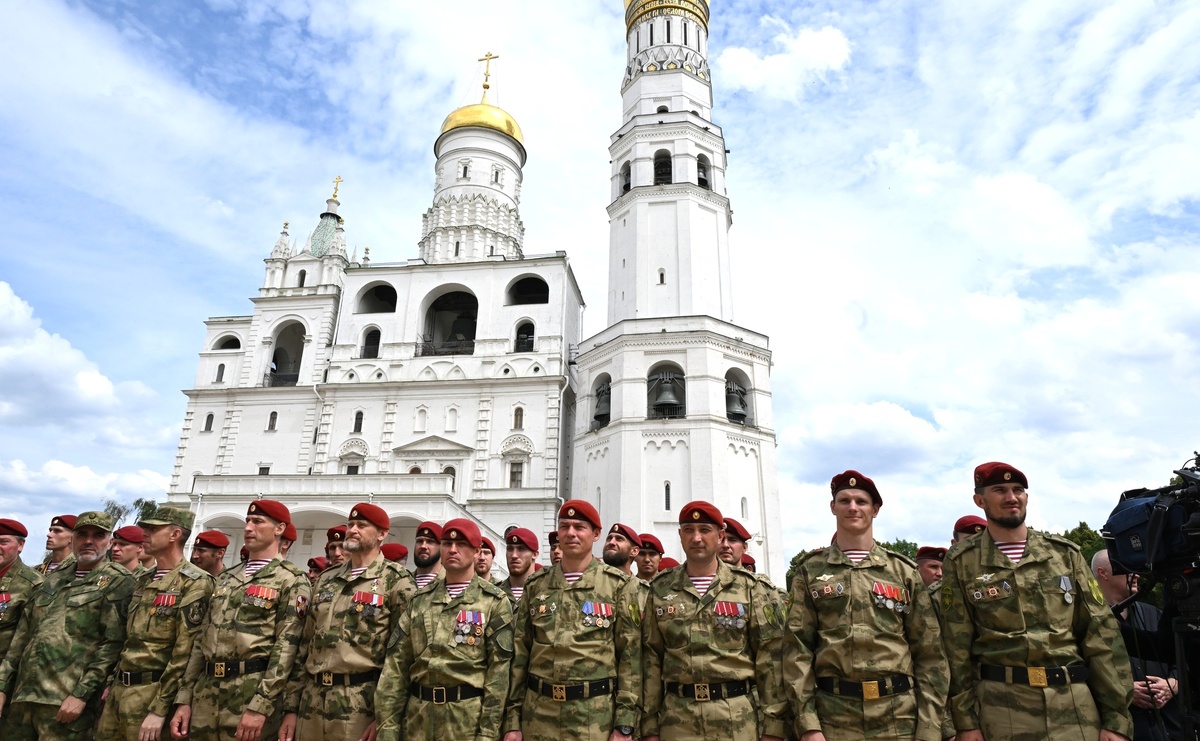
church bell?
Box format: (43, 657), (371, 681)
(725, 380), (747, 423)
(594, 384), (611, 420)
(653, 373), (681, 407)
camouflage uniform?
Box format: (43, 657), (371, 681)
(939, 528), (1134, 740)
(375, 575), (514, 741)
(504, 559), (644, 740)
(34, 554), (75, 577)
(641, 560), (788, 740)
(177, 556), (310, 741)
(0, 561), (135, 740)
(0, 559), (44, 738)
(784, 544), (948, 741)
(495, 576), (525, 602)
(286, 554), (414, 741)
(95, 560), (215, 741)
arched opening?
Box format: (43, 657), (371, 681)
(361, 328), (381, 359)
(297, 269), (307, 288)
(647, 362), (686, 419)
(665, 481), (672, 511)
(658, 269), (666, 285)
(656, 105), (669, 113)
(697, 154), (711, 190)
(513, 407), (524, 430)
(422, 290), (478, 356)
(214, 336), (241, 350)
(353, 411), (364, 434)
(409, 466), (422, 475)
(267, 411), (277, 431)
(653, 150), (672, 185)
(356, 283), (398, 314)
(443, 466), (457, 491)
(741, 497), (749, 519)
(268, 322), (305, 387)
(415, 408), (427, 432)
(507, 276), (550, 305)
(591, 373), (612, 430)
(203, 413), (214, 432)
(620, 162), (631, 194)
(724, 368), (754, 426)
(214, 363), (225, 383)
(514, 322), (535, 353)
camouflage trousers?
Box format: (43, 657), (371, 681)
(812, 689), (918, 740)
(95, 682), (167, 741)
(188, 673), (283, 741)
(518, 690), (614, 741)
(295, 682), (374, 741)
(5, 700), (100, 741)
(974, 679), (1101, 741)
(654, 692), (760, 741)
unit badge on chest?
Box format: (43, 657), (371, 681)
(811, 582), (845, 601)
(713, 601), (746, 628)
(455, 610), (485, 645)
(0, 592), (10, 614)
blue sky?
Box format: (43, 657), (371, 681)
(2, 0), (1198, 561)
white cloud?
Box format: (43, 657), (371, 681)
(717, 23), (851, 99)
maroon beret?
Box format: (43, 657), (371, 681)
(558, 500), (601, 530)
(195, 530), (230, 549)
(639, 534), (664, 554)
(381, 543), (408, 562)
(307, 556), (328, 571)
(441, 518), (482, 549)
(282, 522), (297, 542)
(349, 503), (390, 531)
(547, 530), (560, 546)
(607, 523), (640, 545)
(51, 514), (77, 530)
(415, 521), (442, 541)
(112, 526), (145, 545)
(239, 546), (249, 560)
(741, 553), (756, 566)
(953, 515), (988, 535)
(679, 500), (724, 528)
(480, 537), (496, 554)
(831, 470), (882, 506)
(0, 519), (29, 538)
(973, 462), (1028, 489)
(723, 517), (752, 543)
(533, 562), (544, 571)
(326, 525), (347, 543)
(916, 546), (948, 562)
(506, 527), (539, 552)
(248, 499), (291, 524)
(658, 557), (681, 570)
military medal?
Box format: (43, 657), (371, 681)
(596, 602), (613, 628)
(352, 590), (384, 617)
(153, 591), (178, 616)
(0, 592), (10, 615)
(1060, 576), (1073, 604)
(582, 601), (594, 627)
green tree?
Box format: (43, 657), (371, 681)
(877, 538), (918, 560)
(1059, 521), (1105, 561)
(102, 497), (160, 529)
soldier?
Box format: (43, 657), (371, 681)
(939, 462), (1134, 741)
(112, 525), (148, 576)
(658, 557), (680, 572)
(96, 506), (214, 741)
(191, 531), (230, 577)
(170, 500), (310, 741)
(305, 557), (327, 583)
(718, 517), (753, 568)
(636, 535), (664, 582)
(281, 503), (414, 741)
(546, 531), (562, 566)
(139, 548), (158, 575)
(375, 518), (514, 741)
(412, 522), (443, 589)
(497, 528), (539, 601)
(0, 519), (42, 737)
(740, 553), (756, 572)
(0, 511), (136, 740)
(35, 514), (76, 575)
(281, 523), (298, 559)
(380, 543), (407, 566)
(914, 547), (946, 589)
(951, 515), (986, 545)
(503, 499), (643, 741)
(641, 501), (787, 741)
(783, 470), (948, 741)
(602, 523), (640, 576)
(477, 537), (497, 580)
(325, 526), (347, 568)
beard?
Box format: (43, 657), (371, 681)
(345, 535), (381, 553)
(414, 550), (440, 569)
(76, 550), (104, 566)
(992, 512), (1026, 529)
(602, 550), (630, 569)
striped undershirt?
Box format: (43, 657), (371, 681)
(74, 570), (87, 579)
(415, 573), (437, 589)
(446, 581), (470, 598)
(510, 586), (525, 600)
(153, 569), (171, 581)
(349, 567), (368, 579)
(996, 541), (1027, 564)
(47, 562), (63, 572)
(842, 549), (870, 564)
(563, 571), (584, 584)
(244, 559), (271, 577)
(689, 574), (716, 595)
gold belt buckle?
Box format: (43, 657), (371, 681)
(551, 684), (567, 702)
(321, 672), (334, 687)
(432, 686), (447, 705)
(694, 683), (711, 701)
(1028, 667), (1049, 688)
(212, 662), (226, 679)
(862, 680), (881, 700)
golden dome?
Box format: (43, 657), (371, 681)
(625, 0), (709, 33)
(439, 103), (524, 145)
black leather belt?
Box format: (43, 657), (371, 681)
(664, 679), (755, 701)
(527, 675), (616, 702)
(979, 664), (1089, 687)
(206, 658), (269, 679)
(118, 670), (164, 687)
(409, 683), (485, 704)
(314, 669), (381, 687)
(816, 675), (912, 700)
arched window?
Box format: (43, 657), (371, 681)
(268, 321), (306, 387)
(454, 241), (461, 257)
(514, 322), (535, 352)
(664, 482), (672, 510)
(513, 407), (524, 430)
(297, 269), (306, 287)
(422, 290), (478, 356)
(507, 277), (550, 305)
(415, 408), (427, 432)
(203, 413), (214, 432)
(356, 283), (398, 313)
(724, 369), (754, 426)
(656, 105), (668, 114)
(647, 363), (686, 419)
(591, 374), (612, 430)
(653, 150), (672, 185)
(267, 411), (277, 431)
(353, 411), (364, 434)
(620, 162), (631, 194)
(362, 329), (381, 359)
(444, 466), (457, 491)
(215, 336), (241, 350)
(658, 269), (666, 285)
(741, 497), (749, 519)
(409, 466), (422, 475)
(446, 407), (459, 432)
(697, 154), (711, 190)
(214, 364), (225, 383)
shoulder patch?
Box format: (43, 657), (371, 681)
(178, 562), (207, 581)
(885, 550), (918, 569)
(478, 579), (506, 598)
(279, 559), (309, 577)
(1042, 532), (1082, 552)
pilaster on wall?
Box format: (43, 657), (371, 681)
(474, 399), (492, 488)
(543, 387), (560, 490)
(241, 326), (266, 388)
(379, 401), (398, 473)
(215, 410), (240, 474)
(312, 402), (335, 474)
(297, 407), (317, 473)
(169, 409), (195, 491)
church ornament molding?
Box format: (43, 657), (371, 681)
(338, 438), (370, 458)
(579, 333), (771, 366)
(626, 0), (709, 33)
(500, 434), (535, 455)
(607, 183), (730, 216)
(610, 125), (727, 158)
(624, 46), (710, 87)
(725, 433), (762, 448)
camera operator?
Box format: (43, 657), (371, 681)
(1092, 550), (1182, 740)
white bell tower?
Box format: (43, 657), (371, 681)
(571, 1), (784, 580)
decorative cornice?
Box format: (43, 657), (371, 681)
(579, 332), (771, 367)
(607, 182), (730, 216)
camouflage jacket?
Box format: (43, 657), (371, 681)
(641, 560), (788, 738)
(376, 575), (514, 741)
(117, 560), (214, 716)
(939, 528), (1134, 737)
(784, 543), (948, 741)
(34, 554), (75, 576)
(0, 560), (43, 662)
(177, 556), (310, 717)
(0, 561), (135, 705)
(285, 554), (414, 711)
(504, 558), (644, 732)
